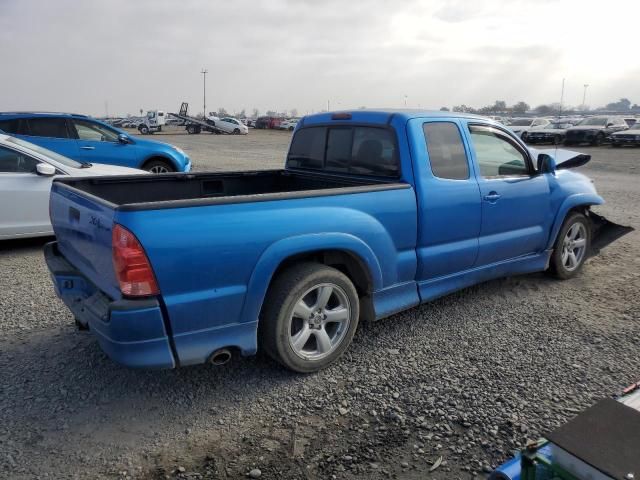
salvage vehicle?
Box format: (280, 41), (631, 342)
(45, 110), (629, 372)
(525, 122), (573, 145)
(0, 133), (144, 240)
(610, 123), (640, 147)
(279, 119), (300, 131)
(564, 116), (628, 146)
(0, 112), (191, 173)
(209, 117), (249, 135)
(507, 118), (552, 140)
(255, 116), (284, 129)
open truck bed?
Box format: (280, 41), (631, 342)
(55, 169), (404, 211)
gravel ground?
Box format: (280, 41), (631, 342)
(0, 130), (638, 479)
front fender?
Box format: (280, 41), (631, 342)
(546, 193), (604, 249)
(239, 233), (383, 326)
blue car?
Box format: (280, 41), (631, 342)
(44, 110), (629, 372)
(0, 112), (191, 172)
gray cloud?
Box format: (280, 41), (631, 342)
(0, 0), (637, 116)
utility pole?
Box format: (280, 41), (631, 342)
(327, 99), (330, 112)
(559, 78), (565, 116)
(201, 68), (208, 117)
(582, 84), (589, 111)
(404, 95), (408, 107)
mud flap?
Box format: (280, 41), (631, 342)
(589, 212), (634, 257)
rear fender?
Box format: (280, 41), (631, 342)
(240, 233), (383, 326)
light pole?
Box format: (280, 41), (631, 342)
(582, 84), (589, 111)
(404, 95), (408, 107)
(201, 68), (208, 117)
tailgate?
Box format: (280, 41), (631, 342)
(50, 181), (121, 300)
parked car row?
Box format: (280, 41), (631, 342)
(505, 115), (640, 147)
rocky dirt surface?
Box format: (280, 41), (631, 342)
(0, 131), (638, 479)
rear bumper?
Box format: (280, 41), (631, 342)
(44, 242), (176, 369)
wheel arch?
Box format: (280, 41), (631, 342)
(546, 194), (604, 250)
(140, 155), (178, 172)
(241, 234), (383, 327)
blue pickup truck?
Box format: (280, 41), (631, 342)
(45, 110), (624, 372)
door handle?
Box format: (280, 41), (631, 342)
(80, 146), (95, 150)
(483, 192), (501, 202)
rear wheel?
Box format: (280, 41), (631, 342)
(260, 263), (360, 373)
(138, 125), (149, 135)
(143, 159), (174, 174)
(186, 125), (197, 134)
(548, 212), (590, 279)
(591, 132), (604, 146)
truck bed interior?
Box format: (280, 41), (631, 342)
(56, 169), (402, 209)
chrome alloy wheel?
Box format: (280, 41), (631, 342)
(149, 165), (170, 173)
(561, 222), (587, 271)
(288, 283), (351, 361)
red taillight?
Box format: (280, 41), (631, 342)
(112, 224), (159, 297)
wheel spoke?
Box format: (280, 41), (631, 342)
(562, 249), (569, 265)
(568, 251), (577, 269)
(314, 286), (333, 310)
(314, 328), (332, 354)
(568, 224), (579, 240)
(573, 238), (586, 248)
(291, 325), (311, 351)
(293, 300), (313, 319)
(324, 306), (348, 324)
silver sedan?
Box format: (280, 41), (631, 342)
(0, 133), (145, 240)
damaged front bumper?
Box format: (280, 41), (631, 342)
(588, 212), (634, 257)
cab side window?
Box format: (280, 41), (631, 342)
(469, 125), (530, 177)
(0, 146), (40, 173)
(423, 122), (469, 180)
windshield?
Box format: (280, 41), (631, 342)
(578, 117), (607, 126)
(5, 136), (83, 168)
(509, 119), (532, 126)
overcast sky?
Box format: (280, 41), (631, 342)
(1, 0), (638, 117)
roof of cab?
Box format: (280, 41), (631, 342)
(301, 109), (492, 127)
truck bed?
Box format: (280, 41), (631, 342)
(55, 169), (405, 211)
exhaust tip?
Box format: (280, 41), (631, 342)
(210, 348), (232, 366)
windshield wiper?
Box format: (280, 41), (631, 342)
(80, 162), (93, 168)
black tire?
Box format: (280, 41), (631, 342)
(547, 212), (591, 280)
(143, 159), (174, 174)
(521, 132), (528, 142)
(260, 262), (360, 373)
(612, 143), (621, 148)
(553, 135), (562, 145)
(288, 126), (294, 131)
(591, 133), (604, 146)
(186, 125), (196, 134)
(138, 125), (149, 135)
(233, 128), (240, 134)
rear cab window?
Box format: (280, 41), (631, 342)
(287, 126), (399, 178)
(422, 122), (469, 180)
(27, 118), (71, 138)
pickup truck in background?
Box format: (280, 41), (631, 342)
(45, 110), (629, 372)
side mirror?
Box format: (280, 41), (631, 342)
(36, 163), (56, 176)
(537, 153), (556, 174)
(606, 123), (614, 127)
(118, 133), (130, 144)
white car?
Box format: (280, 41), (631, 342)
(0, 134), (145, 240)
(507, 118), (552, 139)
(279, 119), (299, 131)
(207, 116), (248, 135)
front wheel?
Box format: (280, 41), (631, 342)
(233, 128), (240, 134)
(144, 159), (174, 174)
(138, 125), (149, 135)
(548, 212), (590, 279)
(260, 263), (360, 373)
